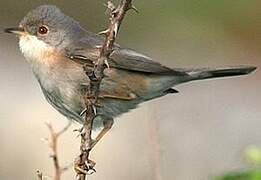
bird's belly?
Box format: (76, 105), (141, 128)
(39, 78), (142, 129)
(36, 67), (143, 122)
(39, 78), (85, 123)
(34, 62), (172, 127)
(31, 60), (87, 123)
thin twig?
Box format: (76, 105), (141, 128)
(45, 122), (72, 180)
(37, 170), (44, 180)
(74, 0), (135, 179)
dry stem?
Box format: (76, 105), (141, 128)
(36, 170), (44, 180)
(74, 0), (135, 180)
(43, 122), (72, 180)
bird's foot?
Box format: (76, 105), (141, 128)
(74, 158), (96, 176)
(87, 159), (96, 174)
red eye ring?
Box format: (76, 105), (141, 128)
(38, 25), (48, 35)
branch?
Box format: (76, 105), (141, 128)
(74, 0), (135, 179)
(36, 170), (44, 180)
(39, 122), (72, 180)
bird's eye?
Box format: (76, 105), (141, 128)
(38, 25), (48, 35)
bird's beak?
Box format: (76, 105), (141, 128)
(4, 27), (26, 36)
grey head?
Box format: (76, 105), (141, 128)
(18, 5), (85, 48)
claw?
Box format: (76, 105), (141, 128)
(87, 168), (96, 175)
(87, 159), (96, 173)
(74, 159), (97, 176)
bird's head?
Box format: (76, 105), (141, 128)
(4, 5), (83, 62)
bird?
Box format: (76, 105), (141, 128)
(4, 5), (256, 147)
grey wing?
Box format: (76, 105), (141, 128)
(109, 48), (187, 75)
(65, 34), (187, 76)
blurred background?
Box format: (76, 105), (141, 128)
(0, 0), (261, 180)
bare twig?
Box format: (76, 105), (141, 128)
(44, 122), (72, 180)
(37, 170), (44, 180)
(74, 0), (135, 179)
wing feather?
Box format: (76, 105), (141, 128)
(64, 34), (186, 76)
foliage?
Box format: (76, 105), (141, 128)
(215, 146), (261, 180)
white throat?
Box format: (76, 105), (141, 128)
(19, 34), (53, 63)
(18, 34), (60, 87)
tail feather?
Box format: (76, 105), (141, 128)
(186, 66), (257, 81)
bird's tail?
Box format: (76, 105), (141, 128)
(185, 66), (256, 81)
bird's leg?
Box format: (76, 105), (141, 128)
(91, 117), (114, 149)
